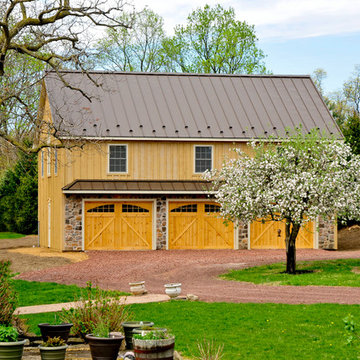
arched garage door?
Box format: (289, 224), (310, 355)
(168, 202), (234, 249)
(84, 201), (153, 250)
(250, 220), (314, 249)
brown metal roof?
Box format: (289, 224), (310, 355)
(62, 180), (212, 194)
(45, 71), (341, 139)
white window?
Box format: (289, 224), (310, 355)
(109, 145), (127, 173)
(47, 148), (51, 176)
(195, 145), (212, 173)
(41, 150), (44, 177)
(54, 148), (58, 175)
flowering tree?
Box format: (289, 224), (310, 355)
(205, 130), (360, 274)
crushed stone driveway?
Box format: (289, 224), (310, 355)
(18, 249), (360, 305)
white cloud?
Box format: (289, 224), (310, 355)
(132, 0), (360, 40)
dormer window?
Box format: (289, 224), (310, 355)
(195, 145), (212, 173)
(109, 144), (127, 173)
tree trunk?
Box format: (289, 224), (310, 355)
(285, 220), (301, 274)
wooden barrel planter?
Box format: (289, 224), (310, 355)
(133, 337), (175, 360)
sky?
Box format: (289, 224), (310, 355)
(130, 0), (360, 94)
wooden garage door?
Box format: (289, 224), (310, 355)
(85, 202), (152, 250)
(250, 219), (314, 249)
(168, 202), (234, 249)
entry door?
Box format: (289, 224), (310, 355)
(85, 201), (153, 250)
(168, 202), (234, 249)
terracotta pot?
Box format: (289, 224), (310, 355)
(85, 334), (124, 360)
(0, 339), (26, 360)
(39, 344), (68, 360)
(164, 283), (182, 298)
(122, 322), (154, 350)
(38, 323), (73, 342)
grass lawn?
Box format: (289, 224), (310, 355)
(14, 280), (129, 307)
(21, 302), (360, 359)
(0, 232), (25, 239)
(222, 259), (360, 287)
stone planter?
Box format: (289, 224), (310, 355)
(129, 281), (147, 295)
(0, 339), (26, 360)
(38, 323), (73, 342)
(133, 336), (175, 360)
(39, 344), (68, 360)
(85, 334), (124, 360)
(164, 283), (182, 298)
(122, 322), (154, 350)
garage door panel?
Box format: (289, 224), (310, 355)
(169, 202), (234, 249)
(85, 201), (152, 250)
(250, 219), (314, 249)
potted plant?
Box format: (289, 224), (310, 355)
(85, 321), (124, 360)
(0, 324), (26, 360)
(133, 330), (175, 360)
(38, 323), (73, 342)
(39, 336), (68, 360)
(164, 283), (182, 298)
(121, 321), (154, 350)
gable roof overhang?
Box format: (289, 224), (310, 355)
(62, 180), (213, 195)
(44, 71), (342, 141)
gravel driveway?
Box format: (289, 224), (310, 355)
(17, 249), (360, 305)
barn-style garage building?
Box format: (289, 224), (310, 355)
(38, 71), (339, 251)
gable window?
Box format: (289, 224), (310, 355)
(109, 145), (127, 173)
(47, 148), (51, 176)
(41, 150), (44, 177)
(54, 148), (58, 175)
(195, 146), (212, 173)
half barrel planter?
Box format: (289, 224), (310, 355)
(133, 336), (175, 360)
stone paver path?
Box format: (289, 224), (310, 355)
(18, 249), (360, 304)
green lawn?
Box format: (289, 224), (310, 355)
(21, 302), (360, 359)
(0, 232), (25, 239)
(222, 259), (360, 287)
(14, 280), (130, 307)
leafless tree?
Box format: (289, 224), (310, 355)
(0, 0), (132, 155)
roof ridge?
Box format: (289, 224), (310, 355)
(46, 70), (311, 79)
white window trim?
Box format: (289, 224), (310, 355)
(41, 150), (44, 178)
(107, 144), (128, 174)
(54, 148), (58, 176)
(47, 148), (51, 176)
(194, 145), (214, 174)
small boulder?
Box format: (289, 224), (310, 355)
(174, 350), (183, 360)
(186, 294), (199, 301)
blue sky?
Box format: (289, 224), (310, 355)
(132, 0), (360, 94)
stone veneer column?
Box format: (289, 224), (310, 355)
(156, 197), (167, 249)
(238, 222), (249, 249)
(318, 217), (337, 249)
(64, 196), (83, 251)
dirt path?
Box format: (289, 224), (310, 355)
(17, 249), (360, 305)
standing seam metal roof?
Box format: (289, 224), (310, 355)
(44, 71), (341, 139)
